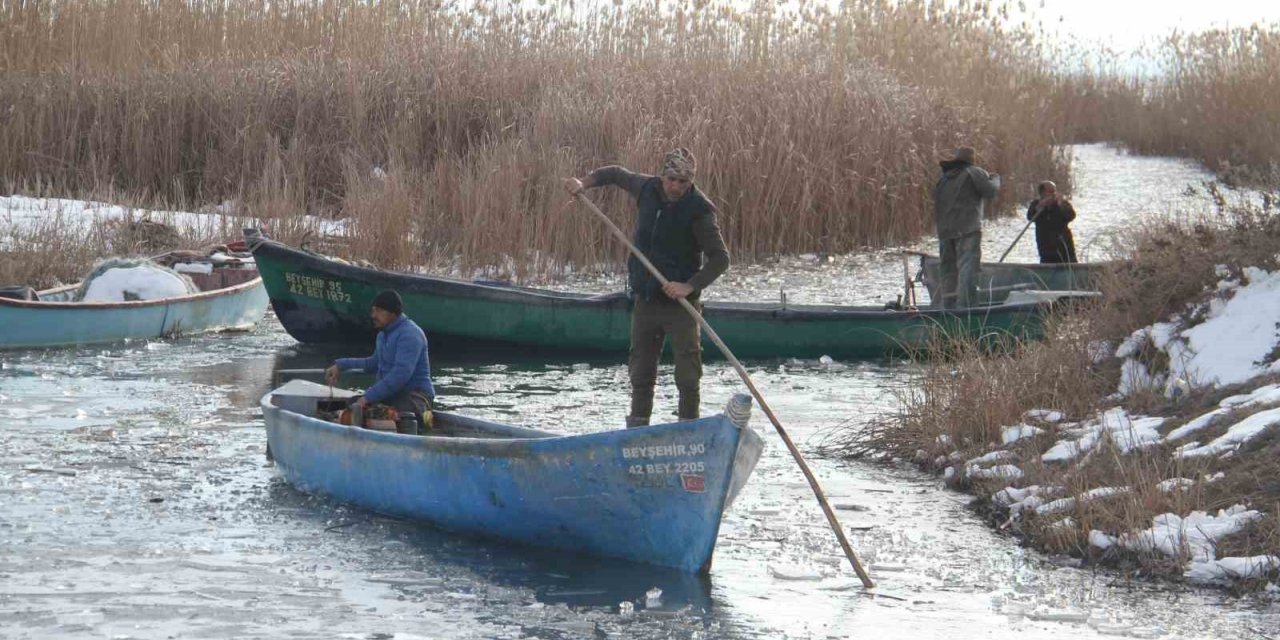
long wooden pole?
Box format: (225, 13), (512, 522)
(572, 192), (875, 589)
(998, 203), (1044, 263)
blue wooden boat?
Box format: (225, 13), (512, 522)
(262, 380), (765, 573)
(0, 262), (269, 349)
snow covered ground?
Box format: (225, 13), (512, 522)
(939, 267), (1280, 588)
(0, 195), (345, 244)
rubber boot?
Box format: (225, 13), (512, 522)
(625, 416), (650, 429)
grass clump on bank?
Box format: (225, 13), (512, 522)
(835, 202), (1280, 590)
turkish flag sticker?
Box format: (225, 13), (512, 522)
(681, 474), (706, 493)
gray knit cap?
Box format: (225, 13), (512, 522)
(661, 148), (697, 180)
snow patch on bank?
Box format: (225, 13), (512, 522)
(1088, 506), (1275, 585)
(1116, 268), (1280, 396)
(1040, 408), (1164, 463)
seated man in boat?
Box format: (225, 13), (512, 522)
(564, 148), (730, 427)
(324, 289), (436, 429)
(932, 146), (1000, 308)
(1027, 180), (1078, 264)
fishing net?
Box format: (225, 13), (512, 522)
(73, 257), (199, 302)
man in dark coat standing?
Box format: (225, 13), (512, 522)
(1027, 180), (1078, 264)
(932, 146), (1000, 308)
(564, 148), (730, 427)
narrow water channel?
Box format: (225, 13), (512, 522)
(2, 145), (1276, 639)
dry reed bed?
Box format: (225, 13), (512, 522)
(836, 205), (1280, 588)
(0, 0), (1068, 276)
(1051, 26), (1280, 187)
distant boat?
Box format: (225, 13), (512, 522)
(913, 252), (1110, 304)
(250, 237), (1091, 358)
(0, 255), (268, 349)
(262, 379), (765, 573)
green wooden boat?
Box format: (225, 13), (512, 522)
(250, 237), (1087, 359)
(914, 252), (1111, 304)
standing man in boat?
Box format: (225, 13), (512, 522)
(1027, 180), (1078, 264)
(564, 148), (730, 427)
(932, 146), (1000, 308)
(324, 289), (436, 427)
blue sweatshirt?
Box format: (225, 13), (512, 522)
(335, 315), (435, 403)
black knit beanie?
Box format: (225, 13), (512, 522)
(371, 289), (403, 315)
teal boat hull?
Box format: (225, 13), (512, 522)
(1, 277), (269, 349)
(252, 239), (1074, 359)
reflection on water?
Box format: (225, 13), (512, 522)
(3, 145), (1279, 639)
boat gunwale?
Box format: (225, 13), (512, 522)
(260, 391), (744, 458)
(0, 274), (264, 310)
(910, 250), (1118, 272)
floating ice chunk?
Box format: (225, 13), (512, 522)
(1002, 424), (1044, 444)
(832, 503), (869, 512)
(644, 587), (662, 607)
(1177, 407), (1280, 458)
(769, 564), (825, 581)
(618, 601), (634, 615)
(1028, 607), (1089, 623)
(869, 562), (909, 572)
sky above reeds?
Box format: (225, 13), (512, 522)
(1029, 0), (1280, 53)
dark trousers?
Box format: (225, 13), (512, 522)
(629, 295), (703, 423)
(938, 231), (982, 308)
(387, 389), (433, 431)
(1035, 227), (1078, 264)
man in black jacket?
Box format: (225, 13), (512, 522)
(565, 148), (730, 427)
(1027, 180), (1078, 264)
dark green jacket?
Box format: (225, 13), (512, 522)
(588, 166), (730, 300)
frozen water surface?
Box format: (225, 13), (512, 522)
(4, 146), (1280, 639)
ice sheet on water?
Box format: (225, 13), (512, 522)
(768, 564), (826, 581)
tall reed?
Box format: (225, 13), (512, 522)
(0, 0), (1069, 275)
(1047, 25), (1280, 186)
